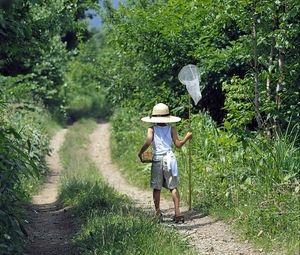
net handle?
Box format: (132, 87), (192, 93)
(188, 96), (192, 210)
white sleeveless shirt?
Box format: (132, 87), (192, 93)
(152, 125), (178, 176)
(152, 125), (172, 155)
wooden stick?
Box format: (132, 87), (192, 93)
(188, 96), (192, 210)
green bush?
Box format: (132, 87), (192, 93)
(66, 92), (111, 121)
(67, 95), (93, 119)
(0, 101), (59, 254)
(180, 113), (300, 252)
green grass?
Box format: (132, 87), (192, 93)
(110, 108), (300, 255)
(186, 114), (300, 254)
(59, 118), (193, 255)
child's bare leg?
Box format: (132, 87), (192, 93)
(171, 188), (181, 216)
(153, 189), (161, 213)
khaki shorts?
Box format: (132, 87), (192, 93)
(150, 154), (178, 190)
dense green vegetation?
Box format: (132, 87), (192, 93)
(0, 0), (99, 253)
(99, 0), (300, 129)
(63, 32), (112, 121)
(0, 103), (59, 254)
(59, 119), (193, 255)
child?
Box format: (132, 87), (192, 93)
(138, 103), (192, 222)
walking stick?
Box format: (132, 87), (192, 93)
(178, 64), (202, 211)
(188, 96), (192, 210)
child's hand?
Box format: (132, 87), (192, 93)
(186, 131), (193, 140)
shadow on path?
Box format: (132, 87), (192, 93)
(24, 202), (77, 255)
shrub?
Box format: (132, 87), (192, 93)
(0, 101), (57, 254)
(179, 113), (300, 252)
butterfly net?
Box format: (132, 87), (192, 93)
(178, 64), (202, 105)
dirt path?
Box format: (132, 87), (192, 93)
(89, 122), (268, 255)
(25, 129), (77, 255)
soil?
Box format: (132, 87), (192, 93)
(89, 122), (271, 255)
(24, 129), (78, 255)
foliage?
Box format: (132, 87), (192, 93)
(63, 33), (112, 121)
(0, 1), (99, 252)
(1, 0), (299, 253)
(184, 113), (299, 252)
(222, 75), (256, 132)
(99, 0), (300, 128)
(0, 99), (58, 254)
(0, 0), (99, 109)
(59, 119), (193, 255)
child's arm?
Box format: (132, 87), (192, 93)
(138, 127), (154, 162)
(171, 127), (192, 148)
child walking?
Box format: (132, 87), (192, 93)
(138, 103), (192, 222)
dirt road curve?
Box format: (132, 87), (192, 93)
(89, 122), (268, 255)
(24, 129), (77, 255)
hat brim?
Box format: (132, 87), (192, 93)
(141, 116), (181, 123)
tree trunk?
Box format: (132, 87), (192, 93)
(266, 15), (276, 100)
(274, 1), (286, 132)
(274, 1), (286, 130)
(252, 8), (263, 129)
(276, 51), (285, 106)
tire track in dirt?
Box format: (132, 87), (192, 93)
(89, 122), (269, 255)
(24, 129), (78, 255)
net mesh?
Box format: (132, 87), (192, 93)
(178, 64), (202, 105)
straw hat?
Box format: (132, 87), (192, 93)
(141, 103), (181, 123)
